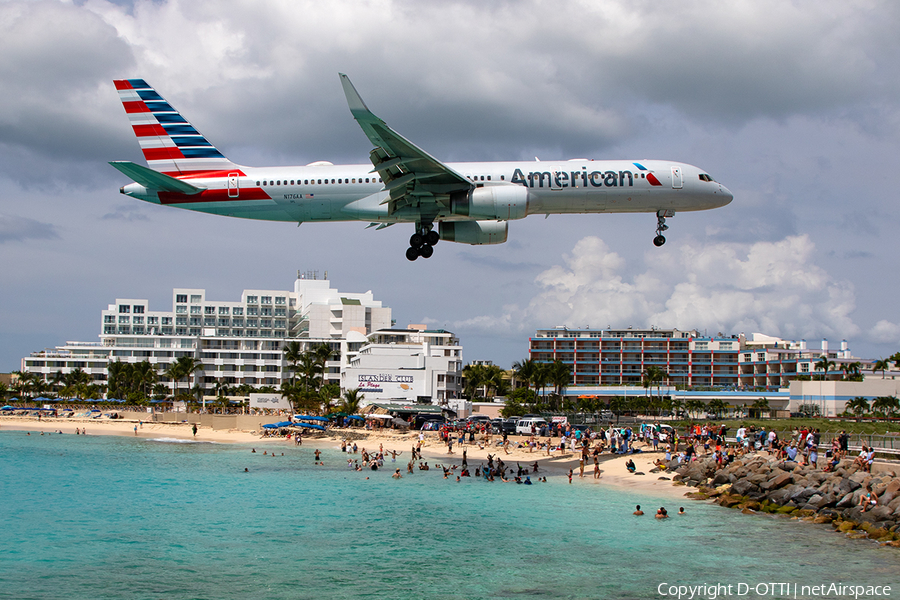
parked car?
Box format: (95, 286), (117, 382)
(515, 418), (548, 435)
(491, 418), (518, 435)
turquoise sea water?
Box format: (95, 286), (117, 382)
(1, 431), (898, 600)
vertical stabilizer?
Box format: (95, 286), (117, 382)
(113, 79), (238, 176)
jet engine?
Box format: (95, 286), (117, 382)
(439, 220), (508, 245)
(450, 185), (528, 220)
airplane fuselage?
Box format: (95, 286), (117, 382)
(122, 159), (732, 224)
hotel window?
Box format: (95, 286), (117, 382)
(119, 304), (130, 313)
(133, 305), (144, 314)
(133, 316), (144, 324)
(757, 353), (765, 362)
(219, 306), (230, 315)
(247, 307), (258, 316)
(274, 320), (285, 329)
(190, 317), (202, 326)
(232, 318), (244, 327)
(260, 307), (272, 316)
(274, 308), (286, 316)
(261, 296), (272, 304)
(247, 319), (258, 327)
(118, 316), (129, 323)
(190, 306), (201, 314)
(104, 315), (115, 323)
(260, 319), (272, 328)
(190, 295), (201, 303)
(176, 316), (187, 326)
(233, 307), (243, 316)
(275, 296), (286, 305)
(176, 294), (187, 303)
(247, 296), (258, 304)
(161, 317), (171, 325)
(148, 316), (158, 324)
(190, 328), (201, 336)
(176, 305), (187, 314)
(204, 318), (216, 327)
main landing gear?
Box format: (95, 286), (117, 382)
(653, 210), (674, 247)
(406, 225), (440, 261)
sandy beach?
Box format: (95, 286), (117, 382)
(0, 415), (685, 499)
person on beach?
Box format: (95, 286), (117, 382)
(314, 449), (321, 463)
(192, 423), (197, 437)
(633, 505), (644, 516)
(860, 486), (878, 512)
(567, 469), (573, 484)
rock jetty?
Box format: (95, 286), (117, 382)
(668, 454), (900, 545)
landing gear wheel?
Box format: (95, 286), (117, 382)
(410, 233), (424, 248)
(426, 230), (440, 246)
(406, 247), (419, 261)
(653, 235), (666, 247)
(419, 244), (434, 259)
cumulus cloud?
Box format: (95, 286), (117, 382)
(868, 320), (900, 345)
(454, 234), (861, 342)
(0, 214), (59, 243)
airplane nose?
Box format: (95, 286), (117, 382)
(718, 184), (734, 206)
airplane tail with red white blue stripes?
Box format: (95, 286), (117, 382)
(113, 79), (238, 177)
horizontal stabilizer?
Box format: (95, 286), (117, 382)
(366, 222), (394, 230)
(109, 161), (205, 194)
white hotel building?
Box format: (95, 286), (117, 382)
(21, 275), (462, 404)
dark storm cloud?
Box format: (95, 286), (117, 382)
(0, 1), (136, 181)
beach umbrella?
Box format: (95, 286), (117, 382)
(347, 415), (364, 421)
(293, 415), (329, 422)
(292, 422), (326, 431)
(1, 406), (14, 410)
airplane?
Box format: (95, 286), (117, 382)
(111, 75), (733, 261)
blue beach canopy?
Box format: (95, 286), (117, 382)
(347, 415), (364, 421)
(293, 415), (329, 422)
(262, 421), (294, 429)
(1, 406), (14, 410)
(293, 422), (326, 431)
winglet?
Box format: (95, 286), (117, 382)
(339, 73), (372, 117)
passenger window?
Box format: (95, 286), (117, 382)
(317, 179), (321, 184)
(255, 181), (260, 186)
(487, 175), (491, 181)
(290, 180), (294, 185)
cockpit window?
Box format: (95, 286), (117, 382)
(699, 174), (715, 182)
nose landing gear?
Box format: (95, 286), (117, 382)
(654, 210), (674, 247)
(407, 225), (440, 261)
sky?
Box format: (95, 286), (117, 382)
(2, 0), (900, 371)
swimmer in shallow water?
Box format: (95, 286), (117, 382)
(634, 505), (644, 516)
(655, 507), (668, 519)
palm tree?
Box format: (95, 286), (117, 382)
(462, 363), (487, 399)
(872, 396), (900, 419)
(750, 398), (770, 419)
(282, 341), (303, 384)
(707, 398), (727, 418)
(841, 361), (862, 381)
(512, 359), (537, 391)
(873, 358), (891, 379)
(338, 388), (365, 415)
(547, 360), (572, 405)
(814, 354), (836, 380)
(168, 356), (203, 402)
(891, 352), (900, 371)
(685, 399), (704, 419)
(643, 365), (667, 405)
(845, 396), (869, 420)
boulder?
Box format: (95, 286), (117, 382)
(767, 488), (793, 505)
(789, 486), (818, 504)
(837, 477), (861, 495)
(712, 472), (731, 485)
(731, 479), (758, 496)
(762, 471), (793, 491)
(836, 493), (856, 509)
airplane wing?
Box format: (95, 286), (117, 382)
(339, 73), (472, 215)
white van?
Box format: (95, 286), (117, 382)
(515, 418), (548, 435)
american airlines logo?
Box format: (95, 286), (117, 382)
(511, 164), (661, 189)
